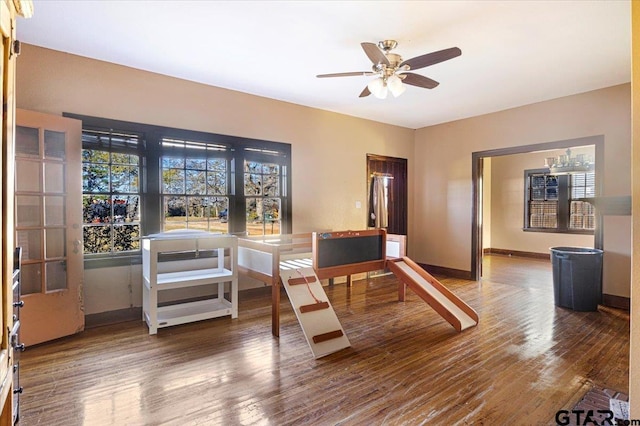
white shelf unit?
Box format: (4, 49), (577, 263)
(142, 232), (238, 334)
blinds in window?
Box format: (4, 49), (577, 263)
(82, 128), (143, 152)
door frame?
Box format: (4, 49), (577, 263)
(471, 135), (604, 280)
(366, 154), (408, 236)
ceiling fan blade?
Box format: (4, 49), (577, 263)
(361, 42), (390, 66)
(316, 71), (375, 78)
(359, 86), (371, 98)
(399, 47), (461, 71)
(401, 73), (440, 89)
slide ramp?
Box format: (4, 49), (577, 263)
(387, 256), (478, 332)
(279, 263), (350, 358)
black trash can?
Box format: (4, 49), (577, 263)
(550, 247), (603, 311)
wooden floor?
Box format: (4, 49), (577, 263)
(19, 255), (629, 425)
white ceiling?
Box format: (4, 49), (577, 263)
(17, 1), (631, 129)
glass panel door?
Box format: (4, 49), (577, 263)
(15, 109), (84, 346)
(15, 128), (68, 294)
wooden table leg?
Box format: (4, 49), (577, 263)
(272, 278), (280, 337)
(398, 281), (406, 302)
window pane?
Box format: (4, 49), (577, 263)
(16, 195), (42, 227)
(531, 188), (545, 200)
(44, 162), (65, 193)
(531, 175), (545, 188)
(244, 173), (262, 195)
(569, 201), (595, 230)
(246, 198), (260, 235)
(112, 152), (138, 165)
(245, 161), (261, 173)
(162, 168), (185, 194)
(83, 195), (111, 224)
(21, 263), (42, 295)
(207, 171), (226, 195)
(44, 196), (65, 226)
(113, 225), (140, 252)
(162, 157), (184, 169)
(16, 126), (40, 157)
(45, 228), (66, 259)
(164, 196), (186, 229)
(263, 163), (279, 174)
(545, 186), (558, 200)
(264, 198), (280, 221)
(529, 201), (557, 228)
(207, 158), (225, 172)
(16, 160), (42, 192)
(44, 130), (66, 160)
(45, 261), (67, 292)
(83, 149), (109, 163)
(186, 170), (206, 194)
(264, 198), (280, 235)
(17, 230), (42, 261)
(186, 158), (206, 170)
(210, 197), (229, 233)
(187, 196), (209, 220)
(266, 221), (280, 235)
(263, 175), (279, 196)
(111, 165), (139, 193)
(83, 225), (112, 254)
(113, 195), (140, 222)
(83, 164), (110, 192)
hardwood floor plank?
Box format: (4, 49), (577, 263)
(18, 255), (629, 425)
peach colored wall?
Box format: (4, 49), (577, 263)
(490, 147), (594, 254)
(630, 0), (639, 417)
(16, 44), (414, 313)
(414, 84), (631, 298)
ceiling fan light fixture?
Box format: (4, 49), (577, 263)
(367, 77), (388, 99)
(387, 74), (405, 97)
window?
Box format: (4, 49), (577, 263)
(82, 129), (142, 255)
(161, 138), (230, 233)
(73, 113), (292, 263)
(244, 159), (284, 235)
(524, 169), (595, 233)
(569, 172), (596, 230)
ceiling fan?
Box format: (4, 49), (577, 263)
(316, 40), (461, 99)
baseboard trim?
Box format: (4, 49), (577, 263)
(85, 307), (142, 329)
(602, 294), (630, 311)
(418, 263), (473, 280)
(484, 248), (550, 260)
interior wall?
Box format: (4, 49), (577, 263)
(15, 44), (415, 314)
(489, 147), (594, 254)
(413, 84), (631, 298)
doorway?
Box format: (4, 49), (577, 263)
(366, 154), (407, 235)
(472, 136), (604, 280)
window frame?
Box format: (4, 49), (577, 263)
(242, 153), (288, 236)
(81, 127), (144, 258)
(523, 168), (594, 235)
(160, 136), (232, 233)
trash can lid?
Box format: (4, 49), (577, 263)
(550, 246), (603, 254)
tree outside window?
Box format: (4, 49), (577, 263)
(245, 161), (282, 235)
(161, 139), (229, 233)
(82, 130), (141, 254)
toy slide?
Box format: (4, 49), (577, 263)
(279, 264), (350, 358)
(387, 256), (478, 332)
